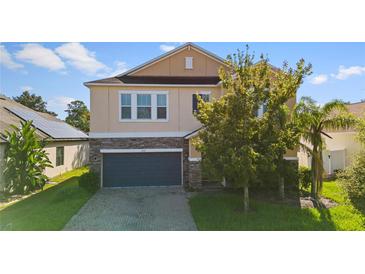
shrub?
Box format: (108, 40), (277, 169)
(254, 159), (299, 191)
(2, 121), (52, 195)
(298, 166), (311, 190)
(78, 171), (100, 192)
(338, 151), (365, 200)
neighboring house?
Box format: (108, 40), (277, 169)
(85, 42), (297, 189)
(298, 101), (365, 175)
(0, 95), (89, 191)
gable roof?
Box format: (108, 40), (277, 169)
(84, 43), (227, 87)
(0, 95), (88, 142)
(118, 42), (227, 77)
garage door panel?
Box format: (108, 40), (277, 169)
(103, 152), (181, 187)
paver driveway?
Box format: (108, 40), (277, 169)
(63, 187), (197, 231)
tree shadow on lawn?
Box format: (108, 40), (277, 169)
(190, 191), (337, 231)
(0, 176), (94, 231)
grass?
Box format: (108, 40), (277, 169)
(0, 167), (95, 231)
(189, 180), (365, 231)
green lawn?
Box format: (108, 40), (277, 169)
(189, 181), (365, 231)
(0, 167), (95, 231)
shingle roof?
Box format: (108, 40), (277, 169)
(84, 77), (123, 85)
(118, 76), (221, 85)
(0, 95), (88, 141)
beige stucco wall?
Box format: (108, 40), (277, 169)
(131, 47), (224, 77)
(0, 143), (5, 191)
(90, 86), (222, 134)
(44, 141), (89, 178)
(89, 46), (298, 159)
(298, 131), (361, 173)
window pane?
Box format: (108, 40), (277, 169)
(200, 94), (210, 102)
(137, 107), (151, 119)
(192, 94), (198, 113)
(157, 107), (167, 119)
(157, 94), (166, 106)
(121, 107), (131, 119)
(56, 147), (64, 166)
(121, 94), (131, 106)
(137, 94), (151, 106)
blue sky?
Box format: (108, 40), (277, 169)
(1, 42), (364, 119)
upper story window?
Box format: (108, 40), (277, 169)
(185, 57), (193, 69)
(121, 94), (132, 119)
(120, 91), (168, 122)
(137, 94), (151, 119)
(157, 94), (167, 119)
(257, 103), (267, 118)
(192, 92), (211, 113)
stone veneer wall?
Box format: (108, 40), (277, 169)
(90, 137), (200, 188)
(188, 161), (202, 189)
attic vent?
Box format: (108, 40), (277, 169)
(185, 57), (193, 69)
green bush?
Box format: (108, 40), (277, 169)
(339, 151), (365, 200)
(298, 166), (311, 190)
(2, 121), (52, 195)
(254, 159), (299, 190)
(78, 171), (100, 192)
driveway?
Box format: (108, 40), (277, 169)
(63, 187), (197, 231)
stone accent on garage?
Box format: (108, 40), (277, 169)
(188, 160), (202, 189)
(89, 137), (201, 189)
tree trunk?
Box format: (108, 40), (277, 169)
(243, 185), (249, 213)
(279, 177), (285, 200)
(311, 156), (317, 199)
(318, 151), (324, 193)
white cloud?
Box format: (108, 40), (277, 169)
(0, 45), (24, 70)
(108, 61), (128, 76)
(159, 44), (176, 52)
(55, 42), (109, 75)
(332, 65), (365, 80)
(20, 86), (33, 91)
(310, 74), (328, 85)
(15, 43), (65, 71)
(48, 96), (75, 109)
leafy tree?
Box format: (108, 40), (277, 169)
(13, 90), (57, 116)
(195, 47), (311, 211)
(294, 97), (357, 199)
(339, 151), (365, 201)
(65, 100), (90, 132)
(255, 59), (311, 199)
(1, 121), (52, 194)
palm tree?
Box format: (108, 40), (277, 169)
(294, 97), (357, 199)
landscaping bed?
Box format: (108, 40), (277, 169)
(189, 181), (365, 231)
(0, 167), (95, 231)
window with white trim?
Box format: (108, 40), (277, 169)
(192, 92), (210, 113)
(119, 91), (168, 121)
(185, 57), (193, 69)
(137, 94), (152, 119)
(121, 94), (132, 119)
(157, 94), (167, 119)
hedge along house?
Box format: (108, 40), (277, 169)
(85, 42), (298, 189)
(0, 95), (89, 191)
(298, 101), (365, 176)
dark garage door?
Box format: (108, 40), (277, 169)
(102, 152), (182, 187)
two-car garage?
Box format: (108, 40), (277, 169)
(101, 149), (183, 187)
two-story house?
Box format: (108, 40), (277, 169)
(85, 43), (297, 189)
